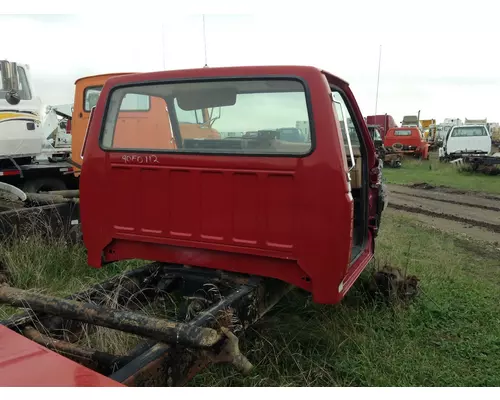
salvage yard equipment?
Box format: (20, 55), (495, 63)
(439, 124), (492, 161)
(368, 124), (402, 168)
(0, 65), (384, 387)
(384, 127), (429, 160)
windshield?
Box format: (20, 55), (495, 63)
(100, 79), (312, 155)
(450, 126), (488, 137)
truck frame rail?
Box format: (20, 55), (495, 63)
(0, 262), (292, 386)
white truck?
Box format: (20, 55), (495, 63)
(439, 124), (492, 161)
(0, 59), (77, 192)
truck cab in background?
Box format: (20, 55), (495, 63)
(0, 60), (45, 165)
(439, 124), (492, 161)
(366, 114), (397, 140)
(71, 73), (222, 175)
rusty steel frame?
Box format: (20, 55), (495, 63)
(0, 262), (292, 386)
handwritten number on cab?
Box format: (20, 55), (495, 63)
(121, 155), (160, 164)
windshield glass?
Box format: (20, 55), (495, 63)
(101, 79), (312, 155)
(450, 126), (488, 137)
(393, 129), (413, 136)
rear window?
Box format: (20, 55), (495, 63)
(393, 129), (413, 136)
(100, 78), (312, 155)
(450, 126), (488, 137)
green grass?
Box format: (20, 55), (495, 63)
(382, 154), (500, 194)
(1, 213), (500, 386)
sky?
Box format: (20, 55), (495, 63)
(1, 8), (500, 124)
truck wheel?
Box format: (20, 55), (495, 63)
(23, 178), (67, 193)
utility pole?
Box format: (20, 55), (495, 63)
(161, 23), (166, 70)
(203, 15), (208, 67)
(375, 45), (382, 115)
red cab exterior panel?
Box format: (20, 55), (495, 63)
(79, 65), (380, 305)
(0, 325), (122, 387)
(384, 127), (429, 159)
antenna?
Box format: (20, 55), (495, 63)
(161, 23), (166, 70)
(203, 14), (208, 67)
(374, 45), (382, 115)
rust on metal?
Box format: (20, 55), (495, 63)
(0, 263), (294, 387)
(23, 326), (120, 373)
(0, 285), (223, 348)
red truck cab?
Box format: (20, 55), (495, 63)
(79, 65), (384, 305)
(366, 114), (397, 140)
(384, 127), (429, 159)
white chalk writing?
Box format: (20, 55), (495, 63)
(121, 154), (160, 164)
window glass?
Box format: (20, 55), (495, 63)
(85, 86), (150, 112)
(17, 67), (32, 100)
(450, 126), (488, 137)
(84, 87), (102, 111)
(101, 79), (312, 155)
(393, 129), (413, 136)
(331, 91), (360, 147)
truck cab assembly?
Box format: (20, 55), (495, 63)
(0, 65), (383, 386)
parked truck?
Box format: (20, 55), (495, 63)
(0, 59), (77, 193)
(366, 114), (397, 140)
(0, 65), (387, 387)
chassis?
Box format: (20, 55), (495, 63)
(0, 262), (292, 386)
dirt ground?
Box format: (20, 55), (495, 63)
(386, 183), (500, 245)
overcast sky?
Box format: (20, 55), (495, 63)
(2, 9), (499, 124)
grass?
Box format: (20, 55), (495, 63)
(382, 153), (500, 194)
(1, 213), (500, 386)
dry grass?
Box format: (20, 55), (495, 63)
(1, 212), (500, 386)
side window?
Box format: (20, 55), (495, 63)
(84, 87), (103, 112)
(85, 87), (150, 112)
(120, 93), (150, 111)
(17, 67), (32, 100)
(331, 91), (361, 147)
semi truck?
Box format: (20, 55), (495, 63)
(366, 114), (397, 140)
(0, 59), (77, 193)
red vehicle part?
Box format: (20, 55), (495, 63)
(384, 127), (429, 159)
(366, 114), (397, 140)
(0, 263), (291, 387)
(79, 65), (380, 305)
(0, 325), (122, 387)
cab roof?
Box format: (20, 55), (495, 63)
(101, 65), (349, 88)
(74, 72), (135, 85)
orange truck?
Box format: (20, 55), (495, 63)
(70, 72), (220, 174)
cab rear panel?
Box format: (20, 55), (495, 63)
(80, 66), (375, 304)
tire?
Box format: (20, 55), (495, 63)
(23, 178), (67, 193)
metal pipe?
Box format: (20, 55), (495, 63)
(0, 285), (222, 348)
(45, 190), (80, 198)
(23, 326), (118, 368)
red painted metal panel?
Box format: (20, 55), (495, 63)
(0, 326), (122, 387)
(80, 66), (377, 304)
